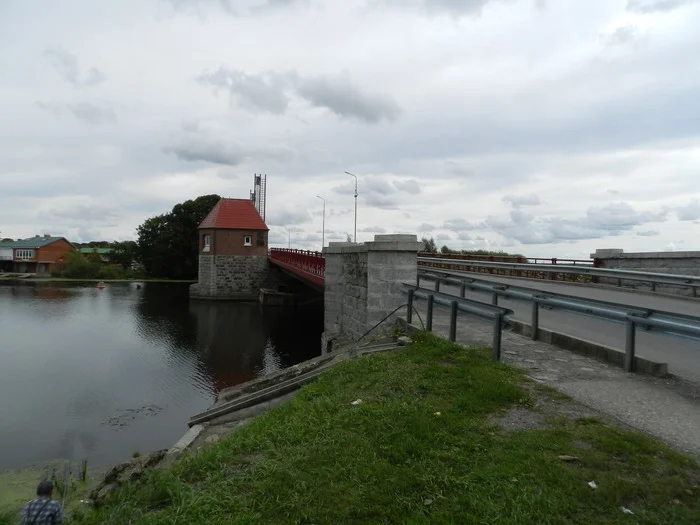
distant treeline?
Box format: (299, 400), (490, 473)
(420, 237), (526, 259)
(61, 194), (221, 280)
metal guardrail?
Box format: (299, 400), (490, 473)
(418, 252), (595, 266)
(418, 269), (700, 372)
(418, 256), (700, 296)
(402, 284), (513, 360)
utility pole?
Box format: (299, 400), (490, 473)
(345, 171), (358, 242)
(317, 195), (326, 251)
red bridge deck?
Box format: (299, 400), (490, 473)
(268, 249), (325, 288)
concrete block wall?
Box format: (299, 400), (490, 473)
(190, 255), (269, 300)
(324, 234), (422, 346)
(591, 249), (700, 295)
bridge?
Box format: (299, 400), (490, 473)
(269, 246), (700, 384)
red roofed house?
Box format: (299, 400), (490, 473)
(190, 198), (270, 300)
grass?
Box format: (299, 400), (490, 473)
(73, 332), (700, 524)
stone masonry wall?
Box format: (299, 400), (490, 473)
(324, 235), (422, 346)
(190, 255), (268, 300)
(591, 248), (700, 295)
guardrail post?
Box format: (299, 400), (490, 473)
(625, 315), (637, 373)
(693, 286), (698, 298)
(650, 282), (656, 293)
(531, 299), (539, 341)
(426, 295), (434, 332)
(460, 283), (466, 298)
(435, 279), (440, 293)
(449, 300), (458, 342)
(616, 278), (622, 287)
(416, 274), (420, 287)
(492, 313), (503, 361)
(407, 289), (414, 325)
(491, 291), (498, 306)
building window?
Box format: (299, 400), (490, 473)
(16, 249), (34, 260)
(244, 235), (252, 247)
(203, 235), (211, 252)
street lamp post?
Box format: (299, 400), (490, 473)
(317, 195), (326, 251)
(344, 171), (358, 242)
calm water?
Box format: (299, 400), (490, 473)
(0, 281), (322, 472)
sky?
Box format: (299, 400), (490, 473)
(1, 0), (699, 258)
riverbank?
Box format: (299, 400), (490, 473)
(0, 276), (197, 283)
(70, 332), (699, 524)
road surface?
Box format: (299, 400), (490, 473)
(419, 271), (700, 384)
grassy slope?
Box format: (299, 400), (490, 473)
(75, 333), (699, 524)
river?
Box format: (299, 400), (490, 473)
(0, 281), (322, 473)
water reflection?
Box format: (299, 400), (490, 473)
(0, 281), (322, 472)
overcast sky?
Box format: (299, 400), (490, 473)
(2, 0), (699, 257)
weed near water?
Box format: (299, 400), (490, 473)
(74, 332), (700, 524)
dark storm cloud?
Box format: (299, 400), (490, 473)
(44, 48), (106, 87)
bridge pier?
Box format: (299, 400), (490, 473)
(322, 234), (422, 351)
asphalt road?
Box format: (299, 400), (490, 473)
(421, 271), (700, 384)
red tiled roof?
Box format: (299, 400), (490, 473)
(198, 198), (269, 231)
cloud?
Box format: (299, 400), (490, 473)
(626, 0), (699, 13)
(267, 208), (312, 226)
(442, 218), (477, 231)
(417, 223), (435, 232)
(483, 202), (667, 245)
(67, 103), (117, 125)
(676, 200), (700, 220)
(44, 48), (106, 87)
(393, 179), (421, 194)
(636, 230), (659, 236)
(197, 67), (290, 114)
(165, 0), (304, 15)
(601, 26), (639, 47)
(359, 226), (387, 233)
(41, 204), (121, 227)
(36, 101), (117, 125)
(436, 233), (451, 241)
(295, 75), (401, 123)
(457, 232), (472, 241)
(502, 194), (542, 208)
(164, 120), (296, 165)
(199, 67), (400, 123)
(585, 202), (667, 231)
(383, 0), (496, 17)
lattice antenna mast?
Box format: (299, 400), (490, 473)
(250, 174), (267, 221)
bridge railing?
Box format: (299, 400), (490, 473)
(418, 252), (596, 283)
(269, 248), (325, 280)
(418, 255), (700, 294)
(417, 269), (700, 372)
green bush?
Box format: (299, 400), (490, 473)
(62, 252), (101, 279)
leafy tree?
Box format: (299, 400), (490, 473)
(110, 241), (138, 270)
(421, 237), (437, 253)
(136, 194), (220, 279)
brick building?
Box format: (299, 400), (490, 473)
(190, 198), (270, 300)
(0, 235), (73, 274)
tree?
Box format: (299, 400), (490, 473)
(110, 241), (138, 270)
(136, 194), (220, 279)
(421, 236), (437, 253)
